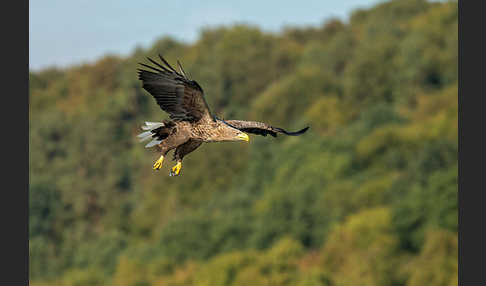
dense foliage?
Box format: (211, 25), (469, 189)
(29, 0), (457, 285)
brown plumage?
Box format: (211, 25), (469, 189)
(137, 55), (309, 176)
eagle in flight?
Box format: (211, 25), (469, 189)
(137, 55), (309, 176)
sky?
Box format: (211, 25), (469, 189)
(29, 0), (384, 71)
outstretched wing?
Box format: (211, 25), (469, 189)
(221, 119), (309, 137)
(137, 55), (215, 122)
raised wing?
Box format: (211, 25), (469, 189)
(221, 119), (309, 137)
(137, 55), (215, 122)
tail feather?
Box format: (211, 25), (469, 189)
(138, 134), (153, 142)
(137, 131), (153, 139)
(145, 139), (162, 148)
(137, 121), (165, 147)
(141, 121), (164, 131)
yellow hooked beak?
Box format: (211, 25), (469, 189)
(237, 133), (250, 142)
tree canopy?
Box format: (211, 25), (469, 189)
(29, 1), (457, 285)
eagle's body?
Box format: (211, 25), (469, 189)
(137, 55), (309, 176)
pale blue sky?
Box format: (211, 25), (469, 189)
(29, 0), (384, 71)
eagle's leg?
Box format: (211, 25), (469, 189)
(169, 139), (203, 177)
(153, 154), (164, 170)
(153, 145), (175, 171)
(169, 161), (182, 176)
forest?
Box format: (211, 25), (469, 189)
(29, 0), (458, 285)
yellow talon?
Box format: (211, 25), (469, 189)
(170, 161), (182, 176)
(153, 155), (164, 170)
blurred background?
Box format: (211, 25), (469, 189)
(29, 0), (458, 285)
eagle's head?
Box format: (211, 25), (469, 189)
(208, 120), (250, 142)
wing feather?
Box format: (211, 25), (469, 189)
(177, 60), (189, 79)
(138, 55), (214, 122)
(221, 119), (309, 137)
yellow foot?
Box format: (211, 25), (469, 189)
(153, 155), (164, 170)
(169, 161), (182, 176)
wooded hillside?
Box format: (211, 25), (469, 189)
(29, 1), (457, 285)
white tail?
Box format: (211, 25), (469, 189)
(145, 139), (162, 148)
(142, 121), (164, 130)
(137, 121), (164, 148)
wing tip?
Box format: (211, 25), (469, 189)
(282, 126), (309, 136)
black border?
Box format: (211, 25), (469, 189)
(458, 0), (483, 285)
(4, 0), (29, 284)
